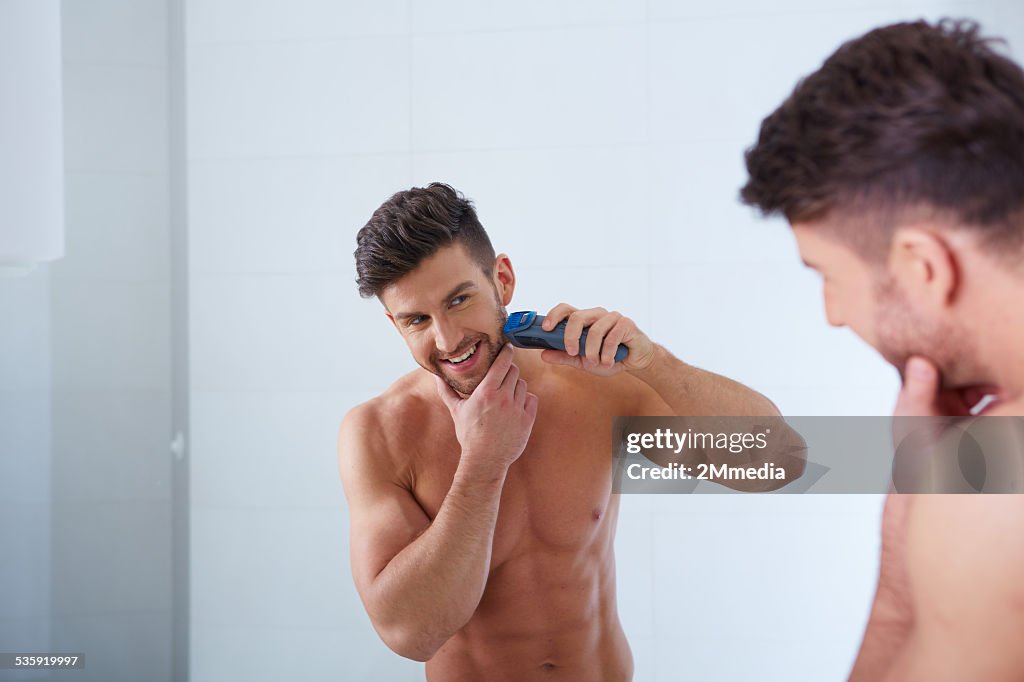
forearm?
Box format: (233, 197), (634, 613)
(631, 344), (780, 416)
(369, 459), (505, 660)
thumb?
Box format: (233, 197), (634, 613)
(895, 356), (941, 417)
(434, 374), (462, 413)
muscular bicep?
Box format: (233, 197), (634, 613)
(338, 410), (431, 604)
(891, 496), (1024, 681)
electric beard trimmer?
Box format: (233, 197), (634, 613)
(503, 310), (629, 362)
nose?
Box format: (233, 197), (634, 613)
(823, 289), (844, 328)
(433, 316), (463, 354)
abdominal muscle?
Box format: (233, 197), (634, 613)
(424, 514), (632, 682)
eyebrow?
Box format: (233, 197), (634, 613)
(393, 281), (478, 321)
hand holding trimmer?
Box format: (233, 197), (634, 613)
(503, 310), (629, 363)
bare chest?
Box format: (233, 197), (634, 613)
(409, 415), (617, 567)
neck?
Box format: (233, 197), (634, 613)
(509, 345), (548, 384)
(960, 269), (1024, 408)
(978, 325), (1024, 409)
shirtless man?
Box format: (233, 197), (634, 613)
(741, 19), (1024, 680)
(338, 183), (782, 680)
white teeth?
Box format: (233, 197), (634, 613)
(447, 344), (477, 364)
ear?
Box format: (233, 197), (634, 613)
(889, 227), (959, 310)
(493, 253), (516, 306)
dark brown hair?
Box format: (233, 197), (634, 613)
(741, 19), (1024, 253)
(355, 183), (496, 298)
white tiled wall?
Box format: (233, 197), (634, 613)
(188, 38), (411, 159)
(185, 3), (420, 679)
(185, 2), (1024, 681)
(413, 26), (647, 150)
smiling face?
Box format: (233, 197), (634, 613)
(791, 221), (976, 388)
(380, 243), (514, 395)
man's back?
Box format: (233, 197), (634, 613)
(853, 400), (1024, 680)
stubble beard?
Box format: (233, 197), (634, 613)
(873, 277), (978, 390)
(430, 302), (509, 396)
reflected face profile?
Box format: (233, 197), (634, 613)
(380, 243), (510, 395)
(791, 222), (974, 388)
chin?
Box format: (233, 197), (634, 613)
(429, 330), (504, 395)
(873, 336), (924, 375)
(436, 361), (491, 396)
(440, 373), (482, 396)
(879, 348), (909, 376)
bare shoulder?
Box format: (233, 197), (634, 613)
(337, 369), (437, 483)
(339, 371), (440, 599)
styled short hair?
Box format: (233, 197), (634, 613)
(354, 183), (496, 298)
(741, 19), (1024, 253)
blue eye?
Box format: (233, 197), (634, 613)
(451, 295), (467, 307)
(409, 315), (427, 326)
